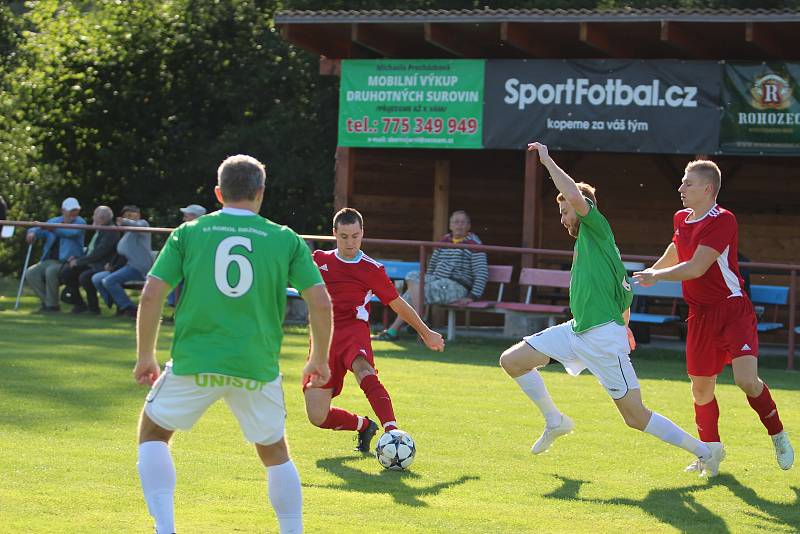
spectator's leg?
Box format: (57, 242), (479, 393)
(44, 261), (64, 308)
(62, 264), (87, 308)
(79, 269), (100, 312)
(25, 261), (50, 306)
(102, 266), (143, 312)
(92, 271), (113, 309)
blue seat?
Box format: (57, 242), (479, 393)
(750, 284), (790, 332)
(630, 281), (683, 327)
(632, 280), (683, 298)
(750, 285), (789, 305)
(379, 260), (420, 281)
(629, 312), (681, 324)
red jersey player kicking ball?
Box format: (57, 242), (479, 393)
(634, 160), (793, 474)
(303, 208), (445, 454)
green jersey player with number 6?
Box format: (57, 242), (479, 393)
(133, 155), (333, 534)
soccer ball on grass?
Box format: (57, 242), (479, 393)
(375, 429), (416, 470)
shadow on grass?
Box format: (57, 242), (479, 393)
(543, 473), (800, 533)
(312, 454), (479, 507)
(0, 311), (144, 429)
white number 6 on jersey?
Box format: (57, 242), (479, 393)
(215, 236), (254, 297)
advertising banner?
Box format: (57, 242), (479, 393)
(483, 59), (721, 154)
(338, 59), (485, 149)
(720, 63), (800, 155)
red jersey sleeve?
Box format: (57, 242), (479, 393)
(671, 211), (683, 246)
(369, 265), (400, 305)
(312, 249), (323, 267)
(698, 212), (736, 254)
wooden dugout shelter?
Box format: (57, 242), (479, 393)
(275, 8), (800, 267)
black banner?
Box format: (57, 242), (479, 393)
(483, 59), (721, 154)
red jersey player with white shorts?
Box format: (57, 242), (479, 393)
(634, 160), (793, 473)
(303, 208), (445, 453)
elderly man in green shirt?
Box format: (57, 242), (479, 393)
(499, 142), (723, 478)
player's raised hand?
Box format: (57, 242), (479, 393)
(133, 355), (160, 386)
(303, 359), (331, 388)
(421, 329), (445, 352)
(632, 269), (657, 287)
(527, 141), (550, 162)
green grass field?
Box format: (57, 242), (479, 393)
(1, 287), (799, 533)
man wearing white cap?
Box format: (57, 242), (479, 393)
(179, 204), (206, 222)
(25, 197), (86, 312)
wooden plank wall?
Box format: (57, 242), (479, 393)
(346, 148), (800, 269)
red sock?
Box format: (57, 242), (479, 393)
(320, 407), (360, 431)
(747, 383), (783, 436)
(694, 398), (721, 442)
(359, 374), (396, 431)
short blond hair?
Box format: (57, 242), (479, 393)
(685, 160), (721, 196)
(556, 182), (597, 206)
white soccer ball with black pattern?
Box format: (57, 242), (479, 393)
(375, 429), (416, 470)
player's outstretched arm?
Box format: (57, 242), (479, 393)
(301, 284), (332, 387)
(652, 242), (679, 270)
(633, 245), (720, 285)
(134, 276), (170, 386)
(388, 297), (445, 352)
(527, 141), (590, 217)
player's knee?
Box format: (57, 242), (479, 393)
(305, 406), (328, 427)
(620, 407), (649, 431)
(352, 356), (375, 382)
(256, 437), (289, 467)
(499, 344), (539, 376)
(498, 349), (516, 373)
(690, 382), (715, 404)
(138, 412), (173, 444)
(734, 376), (760, 396)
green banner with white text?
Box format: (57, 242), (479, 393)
(338, 59), (485, 149)
(720, 63), (800, 154)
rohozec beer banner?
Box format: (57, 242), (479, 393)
(338, 59), (485, 149)
(720, 62), (800, 155)
(482, 59), (721, 154)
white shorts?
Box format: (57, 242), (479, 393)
(524, 321), (639, 400)
(144, 361), (286, 445)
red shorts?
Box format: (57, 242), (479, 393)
(302, 321), (375, 398)
(685, 296), (759, 377)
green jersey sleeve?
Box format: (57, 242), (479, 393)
(287, 232), (323, 292)
(148, 226), (185, 287)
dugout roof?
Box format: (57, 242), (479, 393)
(275, 7), (800, 60)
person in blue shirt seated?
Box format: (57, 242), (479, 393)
(25, 197), (86, 312)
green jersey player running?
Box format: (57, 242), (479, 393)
(499, 142), (724, 477)
(133, 155), (332, 534)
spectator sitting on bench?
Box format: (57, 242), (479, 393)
(25, 197), (86, 312)
(60, 205), (121, 314)
(92, 205), (153, 318)
(90, 253), (127, 313)
(373, 210), (488, 341)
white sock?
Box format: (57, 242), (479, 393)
(514, 370), (562, 427)
(137, 441), (176, 534)
(267, 460), (303, 534)
(644, 412), (711, 459)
